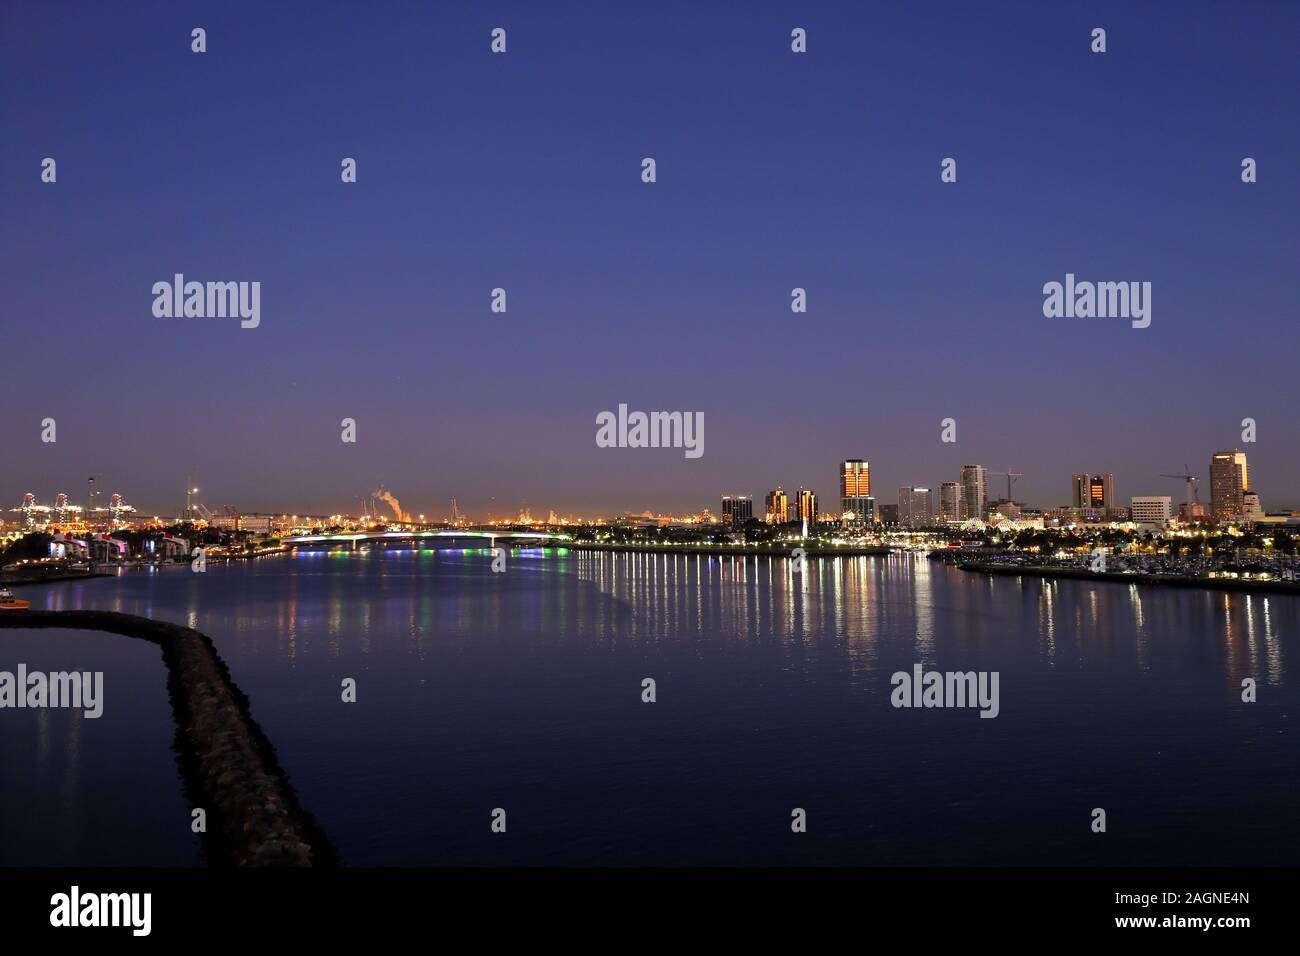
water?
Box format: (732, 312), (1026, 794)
(1, 547), (1295, 866)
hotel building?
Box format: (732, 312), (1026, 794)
(840, 459), (874, 523)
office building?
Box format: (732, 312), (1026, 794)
(840, 459), (873, 522)
(764, 488), (788, 524)
(1071, 474), (1088, 509)
(721, 495), (753, 526)
(795, 487), (818, 525)
(959, 465), (987, 521)
(1209, 450), (1249, 522)
(1131, 496), (1172, 525)
(1072, 473), (1114, 512)
(938, 482), (963, 523)
(898, 487), (934, 528)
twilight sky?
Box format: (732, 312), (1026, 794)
(2, 0), (1297, 520)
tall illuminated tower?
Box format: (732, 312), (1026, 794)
(840, 459), (873, 523)
(1209, 450), (1249, 522)
(938, 482), (963, 523)
(795, 487), (818, 526)
(764, 488), (789, 524)
(959, 465), (986, 521)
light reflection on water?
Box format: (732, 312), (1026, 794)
(8, 547), (1298, 865)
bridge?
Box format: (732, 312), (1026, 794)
(281, 530), (572, 547)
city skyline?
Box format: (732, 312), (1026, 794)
(4, 443), (1286, 523)
(3, 2), (1297, 518)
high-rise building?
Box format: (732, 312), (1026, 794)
(1072, 473), (1114, 512)
(1091, 474), (1114, 511)
(721, 495), (753, 526)
(877, 504), (900, 526)
(1131, 496), (1172, 525)
(938, 482), (963, 523)
(1094, 474), (1109, 511)
(795, 487), (818, 525)
(1209, 450), (1249, 522)
(1071, 474), (1089, 509)
(959, 465), (986, 521)
(840, 459), (873, 522)
(764, 487), (789, 524)
(898, 487), (934, 528)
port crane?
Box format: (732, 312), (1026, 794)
(1159, 465), (1200, 512)
(988, 470), (1024, 502)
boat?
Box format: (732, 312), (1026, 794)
(0, 588), (31, 611)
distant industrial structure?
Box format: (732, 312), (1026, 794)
(10, 491), (137, 530)
(5, 444), (1285, 545)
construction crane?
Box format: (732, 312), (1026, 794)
(988, 470), (1024, 502)
(1159, 464), (1200, 512)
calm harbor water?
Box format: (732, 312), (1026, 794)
(1, 547), (1295, 866)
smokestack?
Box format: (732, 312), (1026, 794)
(371, 488), (404, 523)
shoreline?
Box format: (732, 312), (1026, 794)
(2, 569), (113, 587)
(0, 610), (338, 867)
(959, 562), (1300, 595)
(210, 547), (289, 561)
(562, 542), (893, 557)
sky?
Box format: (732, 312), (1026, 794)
(2, 0), (1297, 520)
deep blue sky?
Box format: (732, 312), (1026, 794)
(2, 1), (1297, 519)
